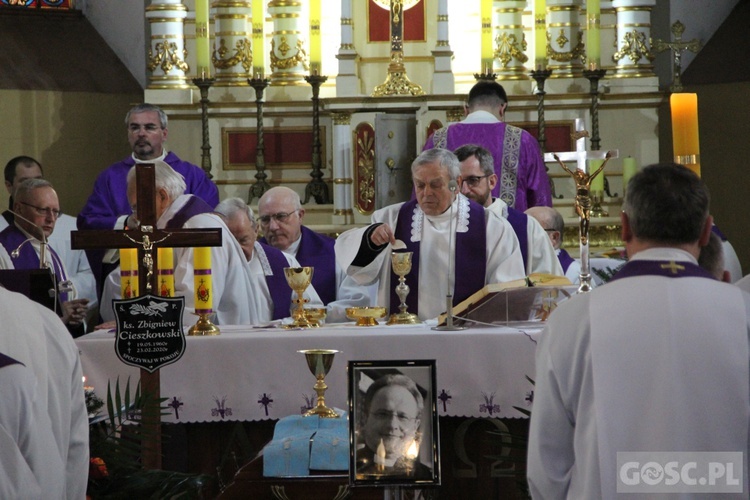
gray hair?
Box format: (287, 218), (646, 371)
(14, 178), (54, 202)
(126, 160), (186, 202)
(258, 186), (302, 212)
(215, 197), (256, 227)
(125, 103), (168, 129)
(411, 148), (460, 181)
(454, 144), (494, 176)
(698, 231), (725, 280)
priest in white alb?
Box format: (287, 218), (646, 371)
(335, 148), (525, 321)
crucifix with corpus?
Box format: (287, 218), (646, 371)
(71, 163), (222, 469)
(544, 118), (617, 293)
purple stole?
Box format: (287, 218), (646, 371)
(292, 226), (337, 305)
(711, 224), (727, 241)
(260, 242), (293, 320)
(0, 352), (21, 369)
(506, 207), (529, 273)
(557, 248), (575, 274)
(391, 199), (486, 315)
(0, 225), (69, 301)
(164, 196), (214, 229)
(609, 259), (715, 282)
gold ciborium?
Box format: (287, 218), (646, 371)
(298, 349), (340, 418)
(388, 251), (420, 325)
(304, 307), (326, 327)
(284, 267), (314, 329)
(346, 306), (387, 326)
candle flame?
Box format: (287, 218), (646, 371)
(406, 439), (418, 460)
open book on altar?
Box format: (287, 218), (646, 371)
(437, 274), (576, 327)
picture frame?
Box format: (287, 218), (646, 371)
(348, 359), (440, 487)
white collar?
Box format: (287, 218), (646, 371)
(628, 247), (698, 264)
(462, 109), (502, 124)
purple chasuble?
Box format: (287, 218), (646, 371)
(164, 196), (214, 229)
(506, 207), (529, 273)
(0, 225), (69, 301)
(0, 352), (21, 369)
(259, 242), (293, 320)
(557, 248), (575, 274)
(391, 199), (486, 315)
(609, 259), (715, 282)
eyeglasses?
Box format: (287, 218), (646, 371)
(20, 202), (61, 219)
(371, 410), (419, 424)
(128, 124), (162, 133)
(462, 174), (492, 187)
(258, 211), (296, 225)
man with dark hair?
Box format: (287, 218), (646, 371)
(423, 81), (551, 211)
(528, 163), (750, 498)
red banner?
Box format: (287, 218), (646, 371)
(368, 0), (425, 43)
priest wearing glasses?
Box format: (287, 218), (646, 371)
(335, 148), (524, 321)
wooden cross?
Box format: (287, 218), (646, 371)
(652, 20), (702, 93)
(71, 163), (222, 469)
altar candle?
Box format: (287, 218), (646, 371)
(589, 159), (605, 193)
(622, 156), (638, 192)
(586, 0), (600, 69)
(252, 0), (265, 76)
(195, 0), (211, 78)
(670, 93), (701, 176)
(193, 247), (213, 313)
(481, 0), (493, 71)
(120, 248), (139, 299)
(375, 438), (386, 472)
(534, 0), (547, 70)
(309, 0), (321, 73)
(157, 247), (174, 298)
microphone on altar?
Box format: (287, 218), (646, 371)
(432, 180), (467, 331)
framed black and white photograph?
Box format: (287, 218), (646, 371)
(348, 359), (440, 486)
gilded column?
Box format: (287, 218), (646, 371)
(493, 0), (528, 79)
(611, 0), (656, 77)
(431, 0), (454, 93)
(146, 0), (190, 89)
(268, 0), (309, 85)
(212, 1), (253, 86)
(546, 0), (584, 77)
(332, 112), (354, 224)
(336, 0), (359, 96)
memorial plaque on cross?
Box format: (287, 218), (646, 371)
(71, 163), (222, 469)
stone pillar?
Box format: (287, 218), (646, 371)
(268, 0), (308, 85)
(431, 0), (454, 93)
(146, 0), (190, 89)
(336, 0), (359, 96)
(332, 112), (354, 224)
(611, 0), (656, 77)
(212, 1), (252, 86)
(493, 0), (528, 79)
(546, 0), (584, 77)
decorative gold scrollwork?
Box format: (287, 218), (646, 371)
(613, 29), (655, 63)
(270, 37), (309, 71)
(494, 32), (528, 68)
(147, 40), (189, 74)
(213, 38), (253, 71)
(356, 129), (376, 210)
(547, 30), (584, 63)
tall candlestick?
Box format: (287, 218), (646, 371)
(589, 159), (605, 192)
(670, 93), (701, 176)
(622, 157), (638, 192)
(534, 0), (547, 70)
(193, 247), (213, 313)
(157, 247), (174, 298)
(309, 0), (321, 73)
(195, 0), (211, 78)
(120, 248), (139, 299)
(481, 0), (493, 71)
(586, 0), (600, 69)
(252, 0), (265, 76)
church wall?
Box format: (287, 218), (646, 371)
(0, 89), (142, 215)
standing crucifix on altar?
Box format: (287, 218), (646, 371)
(71, 163), (222, 469)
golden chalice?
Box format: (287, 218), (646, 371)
(298, 349), (340, 418)
(388, 251), (420, 325)
(346, 306), (387, 326)
(284, 267), (314, 329)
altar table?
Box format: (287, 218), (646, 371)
(76, 322), (542, 424)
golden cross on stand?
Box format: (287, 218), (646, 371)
(371, 0), (424, 96)
(652, 20), (702, 93)
(71, 163), (222, 469)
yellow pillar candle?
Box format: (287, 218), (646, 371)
(534, 0), (547, 70)
(481, 0), (493, 71)
(193, 247), (213, 313)
(589, 159), (605, 193)
(622, 157), (638, 191)
(309, 0), (321, 73)
(670, 93), (701, 177)
(157, 247), (175, 298)
(120, 248), (139, 299)
(195, 0), (211, 78)
(252, 0), (265, 76)
(586, 0), (600, 69)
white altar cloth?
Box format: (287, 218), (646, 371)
(76, 323), (541, 423)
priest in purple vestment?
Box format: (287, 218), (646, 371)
(525, 205), (581, 285)
(423, 81), (551, 212)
